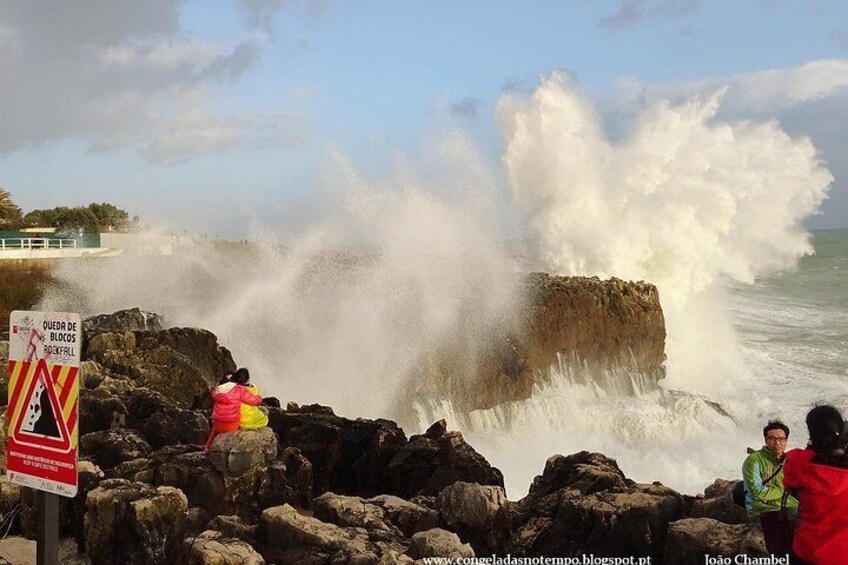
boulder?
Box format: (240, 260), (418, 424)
(368, 495), (439, 537)
(80, 428), (152, 469)
(85, 479), (188, 565)
(529, 452), (628, 497)
(83, 326), (235, 408)
(209, 428), (278, 476)
(663, 518), (767, 563)
(437, 481), (506, 530)
(383, 420), (505, 498)
(406, 528), (474, 559)
(185, 530), (265, 565)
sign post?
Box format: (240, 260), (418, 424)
(6, 311), (81, 565)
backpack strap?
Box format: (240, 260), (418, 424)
(762, 461), (784, 486)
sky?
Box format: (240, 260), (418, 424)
(1, 0), (847, 237)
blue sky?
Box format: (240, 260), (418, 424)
(1, 0), (847, 236)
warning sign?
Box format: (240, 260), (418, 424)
(6, 311), (81, 497)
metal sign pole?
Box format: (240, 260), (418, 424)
(36, 490), (59, 565)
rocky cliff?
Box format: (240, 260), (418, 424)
(417, 273), (666, 411)
(0, 309), (765, 564)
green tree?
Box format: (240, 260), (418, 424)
(22, 202), (134, 233)
(0, 188), (23, 228)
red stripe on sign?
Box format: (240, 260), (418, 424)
(66, 404), (78, 439)
(58, 367), (78, 406)
(7, 360), (27, 420)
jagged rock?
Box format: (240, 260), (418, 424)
(384, 421), (505, 498)
(207, 515), (258, 545)
(79, 388), (127, 432)
(406, 528), (474, 559)
(529, 452), (628, 497)
(95, 375), (138, 396)
(108, 445), (290, 523)
(83, 308), (164, 336)
(689, 479), (751, 525)
(85, 479), (188, 565)
(506, 453), (684, 559)
(368, 495), (439, 537)
(258, 504), (378, 563)
(185, 506), (216, 537)
(268, 406), (407, 497)
(83, 326), (235, 408)
(312, 493), (393, 533)
(124, 388), (209, 448)
(185, 530), (266, 565)
(438, 481), (506, 529)
(279, 447), (313, 506)
(663, 518), (767, 563)
(209, 428), (278, 476)
(0, 474), (22, 534)
(80, 428), (152, 469)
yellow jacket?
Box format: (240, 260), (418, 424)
(240, 384), (269, 430)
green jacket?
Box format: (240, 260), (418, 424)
(742, 446), (799, 515)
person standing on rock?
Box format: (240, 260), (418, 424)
(783, 405), (848, 565)
(231, 368), (269, 431)
(742, 419), (799, 556)
(204, 368), (263, 452)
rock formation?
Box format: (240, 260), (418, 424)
(0, 305), (767, 563)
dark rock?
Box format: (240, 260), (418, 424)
(84, 479), (188, 565)
(185, 506), (215, 537)
(83, 326), (235, 408)
(79, 388), (127, 433)
(529, 452), (628, 498)
(663, 518), (767, 563)
(268, 406), (407, 498)
(689, 479), (751, 525)
(279, 447), (314, 506)
(185, 530), (266, 565)
(368, 495), (439, 537)
(80, 428), (152, 469)
(83, 308), (164, 336)
(383, 424), (504, 498)
(124, 388), (209, 449)
(312, 492), (394, 533)
(261, 397), (281, 408)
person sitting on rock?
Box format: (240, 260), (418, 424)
(784, 405), (848, 565)
(204, 368), (263, 452)
(231, 367), (269, 431)
(742, 419), (799, 557)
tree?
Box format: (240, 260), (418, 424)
(22, 202), (134, 233)
(0, 188), (23, 229)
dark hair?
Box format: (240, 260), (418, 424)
(218, 371), (234, 385)
(806, 405), (848, 468)
(763, 420), (790, 438)
(232, 368), (250, 385)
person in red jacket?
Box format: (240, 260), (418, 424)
(783, 405), (848, 565)
(203, 368), (263, 452)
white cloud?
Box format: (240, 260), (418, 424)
(0, 0), (305, 163)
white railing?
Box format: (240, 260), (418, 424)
(0, 238), (78, 250)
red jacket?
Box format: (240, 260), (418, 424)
(783, 447), (848, 565)
(211, 382), (262, 423)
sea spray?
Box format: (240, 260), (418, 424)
(497, 71), (833, 392)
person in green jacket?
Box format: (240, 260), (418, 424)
(742, 419), (799, 557)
